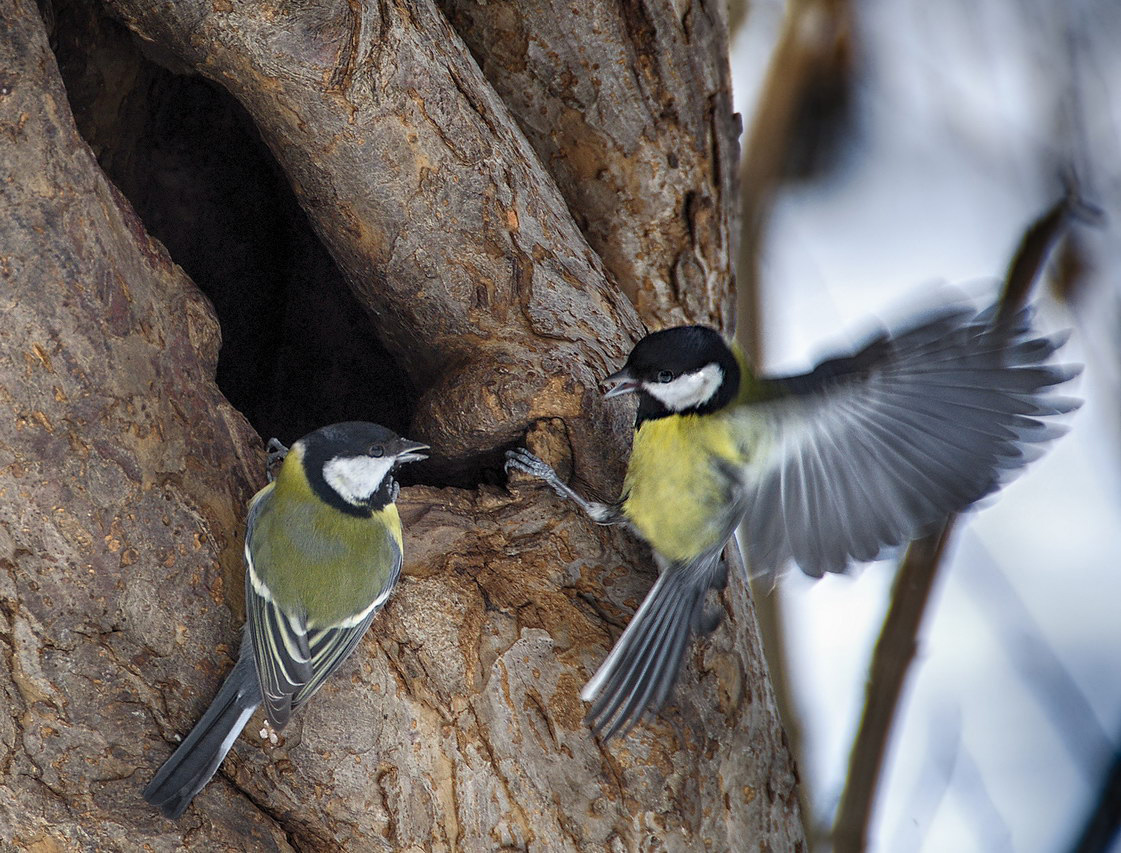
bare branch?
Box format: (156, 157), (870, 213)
(735, 0), (854, 360)
(102, 0), (645, 484)
(1070, 738), (1121, 853)
(833, 521), (955, 853)
(832, 192), (1087, 852)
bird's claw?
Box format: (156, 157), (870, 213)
(388, 478), (401, 504)
(266, 438), (289, 482)
(504, 448), (568, 498)
(505, 447), (619, 524)
(504, 448), (555, 479)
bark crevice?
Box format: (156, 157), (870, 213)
(0, 0), (804, 848)
(53, 0), (420, 453)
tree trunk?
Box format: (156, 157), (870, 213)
(435, 0), (740, 331)
(0, 0), (804, 849)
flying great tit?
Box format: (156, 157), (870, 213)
(144, 422), (428, 819)
(506, 303), (1079, 739)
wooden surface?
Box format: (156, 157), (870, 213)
(0, 0), (805, 849)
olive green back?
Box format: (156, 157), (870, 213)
(248, 448), (403, 627)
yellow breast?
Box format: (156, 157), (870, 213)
(622, 413), (748, 564)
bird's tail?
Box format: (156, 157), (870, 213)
(143, 649), (261, 819)
(581, 549), (726, 740)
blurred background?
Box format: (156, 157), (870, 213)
(728, 1), (1121, 851)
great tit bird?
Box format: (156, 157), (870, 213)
(506, 303), (1079, 739)
(144, 422), (427, 819)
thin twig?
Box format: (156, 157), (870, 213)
(997, 186), (1102, 323)
(831, 192), (1086, 852)
(833, 520), (954, 853)
(735, 0), (853, 364)
(953, 742), (1015, 852)
(1070, 740), (1121, 853)
(736, 2), (855, 838)
(967, 540), (1112, 773)
(887, 703), (961, 852)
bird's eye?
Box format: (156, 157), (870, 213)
(368, 444), (384, 458)
(657, 370), (675, 383)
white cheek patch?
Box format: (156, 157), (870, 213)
(323, 455), (394, 505)
(644, 363), (725, 411)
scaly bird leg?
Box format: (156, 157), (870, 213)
(504, 448), (621, 524)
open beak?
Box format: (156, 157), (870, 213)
(601, 368), (640, 399)
(390, 438), (430, 465)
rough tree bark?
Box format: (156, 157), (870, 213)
(435, 0), (740, 330)
(0, 0), (804, 850)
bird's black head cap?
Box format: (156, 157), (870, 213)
(614, 326), (740, 424)
(297, 422), (427, 516)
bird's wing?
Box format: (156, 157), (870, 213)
(244, 566), (311, 729)
(241, 483), (309, 728)
(734, 303), (1080, 578)
(243, 485), (403, 727)
(290, 612), (380, 711)
(290, 550), (401, 711)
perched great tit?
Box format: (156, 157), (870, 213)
(507, 303), (1079, 738)
(144, 422), (427, 819)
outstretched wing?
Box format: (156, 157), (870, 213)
(736, 303), (1079, 578)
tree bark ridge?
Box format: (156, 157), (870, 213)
(0, 0), (805, 848)
(438, 0), (741, 332)
(104, 0), (644, 485)
(0, 2), (287, 847)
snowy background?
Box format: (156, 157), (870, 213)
(730, 1), (1121, 850)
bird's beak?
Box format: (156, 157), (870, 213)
(601, 368), (639, 399)
(390, 438), (429, 464)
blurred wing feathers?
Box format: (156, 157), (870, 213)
(739, 304), (1078, 578)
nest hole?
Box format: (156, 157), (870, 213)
(50, 0), (416, 452)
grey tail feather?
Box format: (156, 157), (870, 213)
(143, 652), (261, 819)
(584, 551), (724, 740)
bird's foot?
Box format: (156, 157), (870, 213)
(266, 438), (289, 483)
(504, 448), (563, 489)
(504, 448), (618, 524)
